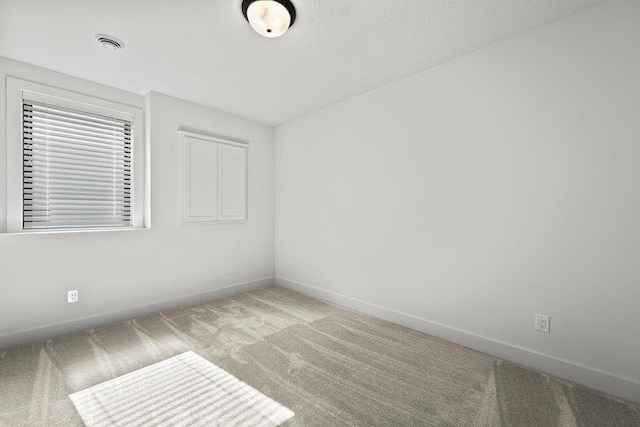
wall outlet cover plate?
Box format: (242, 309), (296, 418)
(67, 290), (79, 304)
(535, 313), (550, 333)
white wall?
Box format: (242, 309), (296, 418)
(0, 58), (275, 345)
(276, 0), (640, 401)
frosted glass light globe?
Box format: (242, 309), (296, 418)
(247, 0), (291, 38)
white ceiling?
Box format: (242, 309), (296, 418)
(0, 0), (605, 125)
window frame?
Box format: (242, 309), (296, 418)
(5, 77), (147, 233)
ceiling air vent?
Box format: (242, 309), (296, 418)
(95, 34), (124, 51)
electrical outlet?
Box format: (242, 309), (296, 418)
(286, 259), (293, 270)
(535, 314), (550, 333)
(67, 290), (79, 304)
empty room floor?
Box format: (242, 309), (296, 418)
(1, 286), (638, 427)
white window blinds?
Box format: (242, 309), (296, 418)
(22, 100), (133, 229)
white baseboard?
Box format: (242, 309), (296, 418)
(275, 276), (640, 404)
(0, 277), (275, 350)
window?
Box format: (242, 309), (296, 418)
(5, 78), (146, 232)
(179, 130), (248, 223)
(22, 100), (133, 229)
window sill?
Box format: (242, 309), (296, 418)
(181, 220), (248, 225)
(1, 226), (150, 236)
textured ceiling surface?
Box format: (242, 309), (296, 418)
(0, 0), (605, 125)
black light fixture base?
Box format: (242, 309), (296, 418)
(242, 0), (296, 28)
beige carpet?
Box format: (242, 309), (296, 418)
(0, 285), (638, 426)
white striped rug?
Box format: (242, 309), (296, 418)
(69, 351), (294, 427)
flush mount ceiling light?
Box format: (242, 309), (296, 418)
(95, 34), (124, 51)
(242, 0), (296, 38)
